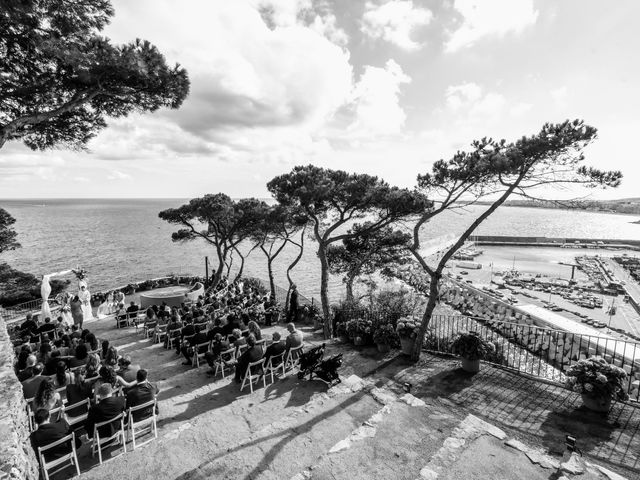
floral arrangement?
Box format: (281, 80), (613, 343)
(72, 268), (87, 280)
(335, 321), (348, 337)
(449, 331), (496, 361)
(345, 318), (374, 339)
(565, 356), (629, 402)
(373, 323), (398, 346)
(396, 316), (419, 339)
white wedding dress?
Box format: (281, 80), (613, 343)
(78, 283), (95, 321)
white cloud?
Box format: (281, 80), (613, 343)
(362, 0), (433, 50)
(107, 170), (132, 181)
(310, 13), (349, 46)
(445, 82), (506, 119)
(510, 102), (533, 117)
(347, 59), (411, 138)
(446, 0), (538, 52)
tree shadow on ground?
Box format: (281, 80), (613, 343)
(414, 367), (478, 398)
(173, 387), (371, 480)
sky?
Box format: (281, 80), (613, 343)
(1, 0), (639, 199)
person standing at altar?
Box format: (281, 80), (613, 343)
(70, 295), (84, 329)
(114, 290), (125, 309)
(78, 283), (94, 322)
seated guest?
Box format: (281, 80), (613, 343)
(85, 383), (126, 439)
(204, 333), (231, 374)
(181, 325), (207, 366)
(126, 301), (140, 319)
(70, 325), (81, 340)
(55, 316), (67, 335)
(20, 313), (38, 339)
(234, 334), (263, 383)
(231, 328), (246, 353)
(92, 365), (136, 400)
(247, 321), (262, 341)
(15, 348), (31, 375)
(206, 318), (225, 341)
(68, 344), (88, 368)
(17, 354), (37, 382)
(85, 353), (101, 378)
(38, 317), (57, 337)
(285, 323), (303, 352)
(179, 317), (196, 354)
(221, 315), (235, 337)
(100, 340), (110, 360)
(117, 355), (141, 383)
(22, 363), (47, 399)
(44, 350), (62, 376)
(53, 361), (74, 389)
(32, 378), (64, 421)
(164, 315), (183, 349)
(65, 371), (92, 416)
(263, 332), (286, 367)
(103, 346), (119, 367)
(125, 369), (159, 421)
(85, 333), (99, 352)
(37, 342), (53, 365)
(30, 409), (81, 461)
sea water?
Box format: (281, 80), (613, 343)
(1, 199), (639, 299)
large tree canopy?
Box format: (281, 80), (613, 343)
(267, 165), (430, 335)
(327, 223), (411, 303)
(0, 208), (20, 254)
(0, 0), (190, 150)
(159, 194), (267, 288)
(407, 120), (623, 361)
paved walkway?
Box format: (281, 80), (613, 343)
(61, 317), (639, 480)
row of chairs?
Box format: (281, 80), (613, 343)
(36, 399), (158, 479)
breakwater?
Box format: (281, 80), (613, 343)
(473, 235), (640, 250)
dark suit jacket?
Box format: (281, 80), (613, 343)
(30, 421), (77, 461)
(22, 375), (47, 399)
(206, 326), (224, 341)
(126, 382), (159, 422)
(181, 324), (196, 339)
(85, 396), (126, 438)
(236, 346), (264, 376)
(264, 342), (286, 366)
(17, 366), (34, 382)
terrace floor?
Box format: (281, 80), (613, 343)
(61, 316), (640, 480)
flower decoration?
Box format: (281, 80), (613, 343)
(565, 356), (629, 402)
(72, 268), (87, 280)
(396, 316), (419, 339)
(373, 323), (399, 346)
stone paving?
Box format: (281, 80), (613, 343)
(44, 317), (640, 480)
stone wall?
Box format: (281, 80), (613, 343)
(0, 315), (38, 480)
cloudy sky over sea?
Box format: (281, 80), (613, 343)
(1, 0), (639, 199)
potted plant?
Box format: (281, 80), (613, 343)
(565, 356), (629, 412)
(449, 331), (496, 373)
(335, 321), (349, 343)
(352, 318), (374, 346)
(373, 323), (398, 353)
(396, 317), (419, 355)
(345, 319), (359, 343)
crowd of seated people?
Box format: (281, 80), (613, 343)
(13, 314), (161, 469)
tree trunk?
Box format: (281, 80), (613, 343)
(211, 259), (225, 289)
(410, 270), (441, 361)
(318, 242), (331, 338)
(267, 258), (276, 298)
(234, 250), (245, 282)
(286, 228), (305, 310)
(345, 273), (356, 303)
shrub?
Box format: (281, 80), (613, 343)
(373, 323), (398, 346)
(395, 316), (419, 339)
(565, 356), (629, 402)
(449, 331), (496, 361)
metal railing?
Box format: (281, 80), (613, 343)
(336, 307), (640, 403)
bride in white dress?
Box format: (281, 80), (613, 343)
(97, 291), (115, 319)
(78, 281), (95, 321)
(59, 292), (74, 327)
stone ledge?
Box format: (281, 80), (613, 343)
(0, 315), (38, 480)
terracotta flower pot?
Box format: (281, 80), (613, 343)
(461, 358), (480, 373)
(400, 337), (414, 355)
(377, 343), (391, 353)
(581, 393), (612, 412)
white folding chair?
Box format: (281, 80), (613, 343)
(91, 413), (127, 464)
(37, 432), (80, 480)
(144, 321), (158, 339)
(240, 358), (266, 393)
(213, 347), (237, 378)
(284, 345), (303, 372)
(127, 399), (158, 450)
(153, 324), (167, 344)
(264, 351), (286, 384)
(64, 398), (90, 431)
(192, 341), (211, 367)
